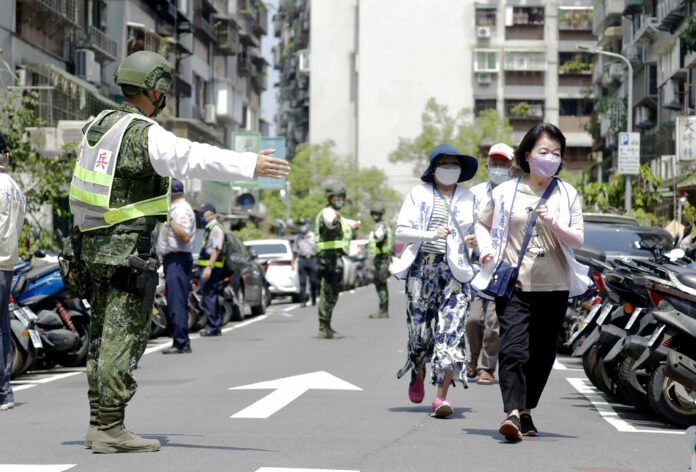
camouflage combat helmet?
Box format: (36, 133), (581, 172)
(324, 184), (347, 199)
(370, 203), (385, 215)
(114, 51), (173, 94)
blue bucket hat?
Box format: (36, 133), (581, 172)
(420, 143), (478, 183)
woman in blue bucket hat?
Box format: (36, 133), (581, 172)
(390, 143), (478, 418)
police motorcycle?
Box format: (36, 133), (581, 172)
(13, 231), (91, 369)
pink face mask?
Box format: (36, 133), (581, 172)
(530, 153), (561, 178)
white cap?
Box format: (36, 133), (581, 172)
(488, 143), (515, 161)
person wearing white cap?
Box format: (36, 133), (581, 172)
(466, 143), (515, 386)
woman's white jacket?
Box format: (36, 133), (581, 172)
(390, 183), (476, 283)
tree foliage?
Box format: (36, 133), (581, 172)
(388, 98), (513, 185)
(578, 163), (663, 221)
(261, 141), (402, 232)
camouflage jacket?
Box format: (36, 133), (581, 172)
(79, 103), (168, 266)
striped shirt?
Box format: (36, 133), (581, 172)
(421, 191), (451, 254)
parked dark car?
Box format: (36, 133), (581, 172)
(192, 229), (270, 319)
(576, 222), (674, 261)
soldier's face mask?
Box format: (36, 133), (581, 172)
(331, 198), (345, 210)
(371, 213), (382, 222)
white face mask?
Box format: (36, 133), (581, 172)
(434, 165), (461, 186)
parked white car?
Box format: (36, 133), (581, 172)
(244, 239), (301, 302)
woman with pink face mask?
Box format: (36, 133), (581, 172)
(471, 123), (592, 441)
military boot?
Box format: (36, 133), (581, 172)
(92, 406), (161, 454)
(84, 401), (100, 448)
(369, 310), (389, 319)
(327, 322), (344, 339)
(317, 319), (333, 339)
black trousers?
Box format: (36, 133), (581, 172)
(495, 289), (568, 412)
(298, 255), (318, 303)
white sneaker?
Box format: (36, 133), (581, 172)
(0, 402), (15, 411)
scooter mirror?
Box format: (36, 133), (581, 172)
(665, 248), (686, 261)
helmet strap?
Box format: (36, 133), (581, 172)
(148, 91), (166, 117)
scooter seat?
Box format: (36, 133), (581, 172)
(677, 272), (696, 290)
(22, 263), (60, 284)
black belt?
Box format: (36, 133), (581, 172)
(301, 254), (316, 259)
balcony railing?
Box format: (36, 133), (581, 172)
(79, 25), (118, 62)
(32, 0), (81, 27)
(194, 15), (217, 41)
(624, 44), (645, 67)
(633, 63), (658, 107)
(238, 53), (254, 76)
(657, 0), (687, 32)
(215, 18), (238, 55)
(505, 101), (544, 119)
(503, 50), (547, 71)
(592, 0), (624, 36)
(558, 8), (592, 31)
(633, 17), (659, 43)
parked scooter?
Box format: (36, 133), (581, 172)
(8, 301), (41, 378)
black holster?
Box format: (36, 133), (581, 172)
(127, 254), (158, 310)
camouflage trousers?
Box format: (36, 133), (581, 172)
(373, 255), (390, 312)
(85, 263), (152, 408)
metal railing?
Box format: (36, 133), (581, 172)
(84, 25), (117, 61)
(503, 50), (547, 71)
(34, 0), (81, 26)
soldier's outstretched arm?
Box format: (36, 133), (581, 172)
(147, 125), (290, 181)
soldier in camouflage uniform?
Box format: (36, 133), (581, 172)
(61, 51), (289, 453)
(315, 185), (360, 339)
(368, 203), (393, 319)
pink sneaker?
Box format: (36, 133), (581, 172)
(431, 397), (454, 418)
(408, 367), (425, 404)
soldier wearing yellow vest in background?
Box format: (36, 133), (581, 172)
(315, 184), (359, 339)
(368, 203), (393, 319)
(61, 51), (290, 454)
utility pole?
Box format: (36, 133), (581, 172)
(285, 180), (291, 225)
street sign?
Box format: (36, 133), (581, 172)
(258, 137), (287, 190)
(229, 371), (362, 419)
(677, 116), (696, 161)
(618, 131), (640, 175)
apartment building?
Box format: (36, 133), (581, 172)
(272, 1), (596, 196)
(272, 0), (309, 160)
(591, 0), (695, 218)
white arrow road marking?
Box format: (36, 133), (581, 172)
(256, 469), (359, 472)
(567, 378), (684, 434)
(0, 466), (76, 472)
(230, 371), (362, 419)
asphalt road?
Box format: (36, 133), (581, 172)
(1, 279), (688, 472)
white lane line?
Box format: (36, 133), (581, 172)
(256, 469), (359, 472)
(144, 314), (269, 355)
(0, 466), (76, 472)
(11, 370), (84, 391)
(567, 378), (685, 435)
(553, 360), (584, 371)
(283, 304), (301, 312)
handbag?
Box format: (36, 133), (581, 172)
(482, 178), (558, 299)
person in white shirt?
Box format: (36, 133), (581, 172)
(0, 131), (26, 411)
(390, 143), (478, 418)
(156, 180), (196, 354)
(466, 143), (515, 386)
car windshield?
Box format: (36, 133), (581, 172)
(246, 243), (289, 255)
(583, 225), (674, 256)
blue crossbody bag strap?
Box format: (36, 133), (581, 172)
(514, 177), (558, 272)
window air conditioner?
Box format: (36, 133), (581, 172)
(477, 26), (491, 38)
(297, 49), (310, 74)
(204, 104), (217, 124)
(476, 73), (492, 84)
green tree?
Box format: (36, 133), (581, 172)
(0, 64), (77, 255)
(578, 163), (663, 219)
(233, 221), (263, 241)
(261, 141), (401, 232)
(388, 98), (513, 185)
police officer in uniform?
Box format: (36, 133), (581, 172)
(315, 185), (359, 339)
(292, 218), (318, 306)
(196, 203), (226, 336)
(62, 51), (290, 454)
(368, 203), (393, 319)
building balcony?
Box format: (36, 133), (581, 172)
(597, 25), (622, 48)
(505, 100), (544, 120)
(194, 15), (217, 42)
(558, 8), (593, 31)
(633, 63), (658, 108)
(633, 17), (659, 43)
(559, 74), (592, 87)
(505, 25), (544, 41)
(173, 74), (192, 98)
(254, 3), (268, 36)
(214, 80), (243, 124)
(559, 115), (591, 133)
(214, 17), (238, 55)
(503, 50), (547, 71)
(153, 0), (177, 22)
(77, 25), (117, 62)
(238, 53), (254, 76)
(238, 17), (260, 47)
(28, 0), (81, 27)
(657, 0), (687, 32)
(592, 0), (624, 36)
(623, 44), (645, 67)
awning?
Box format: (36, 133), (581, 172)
(24, 63), (119, 109)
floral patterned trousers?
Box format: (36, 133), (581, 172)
(397, 253), (472, 387)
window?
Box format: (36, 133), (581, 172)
(559, 52), (593, 74)
(503, 50), (547, 71)
(559, 99), (593, 116)
(512, 6), (544, 25)
(474, 50), (498, 72)
(558, 7), (592, 30)
(475, 99), (497, 116)
(475, 7), (496, 26)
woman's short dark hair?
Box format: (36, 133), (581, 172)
(514, 123), (567, 174)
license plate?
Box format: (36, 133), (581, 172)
(82, 299), (91, 310)
(568, 304), (602, 344)
(11, 306), (36, 328)
(596, 304), (614, 326)
(625, 308), (642, 331)
(28, 329), (43, 349)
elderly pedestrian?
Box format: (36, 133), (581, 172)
(0, 131), (25, 412)
(156, 180), (195, 354)
(292, 218), (318, 307)
(64, 51), (289, 454)
(472, 123), (591, 441)
(466, 143), (515, 385)
(196, 203), (226, 337)
(391, 143), (478, 418)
